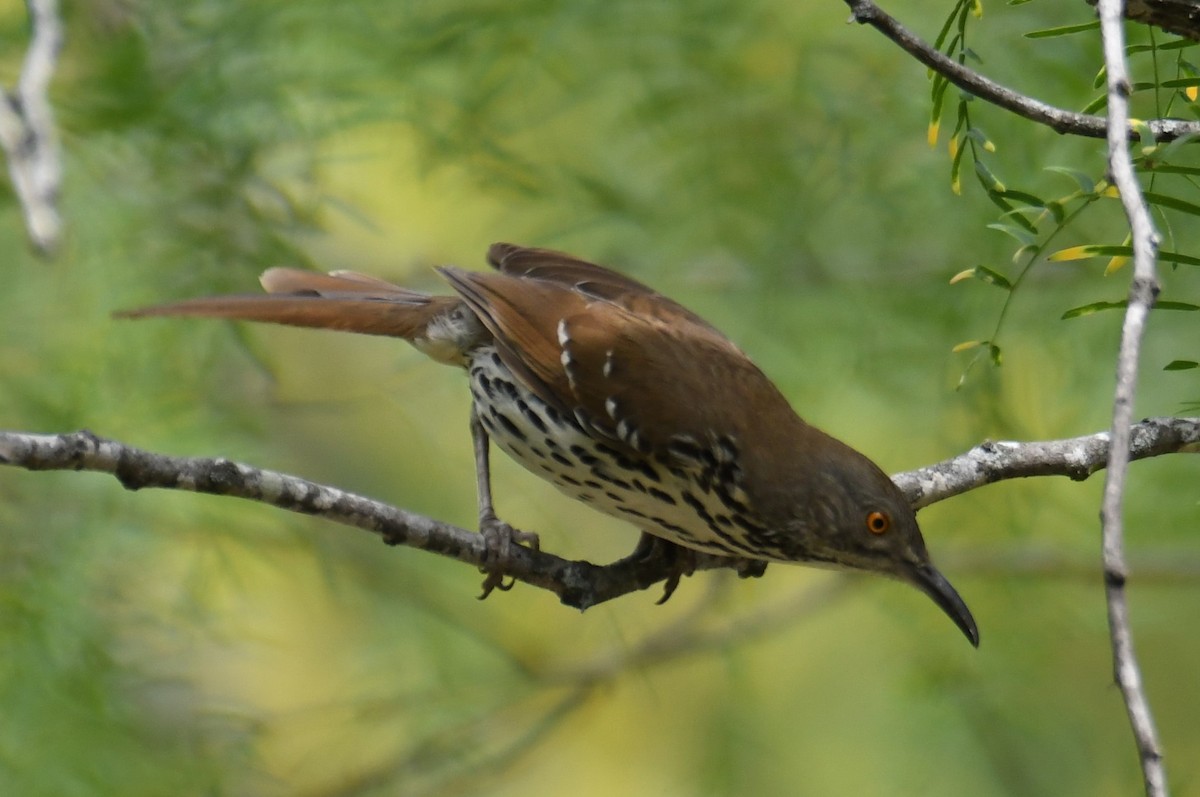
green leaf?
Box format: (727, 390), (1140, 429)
(949, 266), (1013, 289)
(950, 133), (967, 194)
(987, 222), (1036, 246)
(1165, 360), (1199, 370)
(974, 161), (1006, 193)
(999, 189), (1047, 207)
(933, 5), (960, 51)
(1161, 77), (1200, 88)
(965, 126), (996, 152)
(1045, 166), (1096, 194)
(1134, 39), (1199, 52)
(1144, 191), (1200, 216)
(1142, 163), (1200, 176)
(987, 192), (1038, 234)
(974, 265), (1013, 289)
(1062, 301), (1124, 319)
(1045, 200), (1066, 224)
(1049, 245), (1200, 266)
(1025, 20), (1100, 38)
(1083, 94), (1108, 114)
(1160, 251), (1200, 266)
(1062, 300), (1200, 319)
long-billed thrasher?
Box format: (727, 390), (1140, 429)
(118, 243), (979, 646)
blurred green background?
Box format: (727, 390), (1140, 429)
(2, 1), (1198, 795)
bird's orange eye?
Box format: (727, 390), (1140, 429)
(866, 511), (890, 534)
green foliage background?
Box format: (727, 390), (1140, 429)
(1, 0), (1198, 795)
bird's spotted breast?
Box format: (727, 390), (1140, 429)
(467, 346), (778, 559)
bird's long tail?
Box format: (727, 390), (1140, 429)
(114, 267), (464, 345)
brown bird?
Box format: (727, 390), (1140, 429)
(117, 243), (979, 646)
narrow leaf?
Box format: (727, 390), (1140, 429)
(987, 222), (1036, 246)
(1025, 20), (1100, 38)
(1165, 360), (1199, 370)
(1045, 166), (1095, 194)
(1144, 191), (1200, 216)
(952, 340), (984, 353)
(966, 126), (996, 152)
(974, 161), (1006, 193)
(1063, 300), (1200, 319)
(1048, 244), (1143, 262)
(1143, 164), (1200, 176)
(974, 265), (1013, 289)
(1161, 250), (1200, 266)
(933, 6), (959, 51)
(999, 189), (1047, 207)
(1062, 301), (1124, 319)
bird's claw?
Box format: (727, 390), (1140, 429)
(626, 532), (697, 604)
(477, 512), (539, 599)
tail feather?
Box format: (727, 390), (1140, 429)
(114, 268), (462, 342)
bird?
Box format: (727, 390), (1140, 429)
(117, 243), (979, 646)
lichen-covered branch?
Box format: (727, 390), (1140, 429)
(1096, 0), (1169, 791)
(0, 0), (64, 254)
(894, 416), (1199, 508)
(1, 418), (1196, 611)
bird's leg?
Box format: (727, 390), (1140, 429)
(470, 405), (539, 598)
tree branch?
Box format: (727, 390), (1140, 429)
(0, 0), (64, 255)
(842, 0), (1200, 142)
(1096, 0), (1169, 791)
(1, 418), (1196, 612)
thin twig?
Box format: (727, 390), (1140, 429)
(1, 419), (1196, 612)
(1096, 0), (1168, 792)
(842, 0), (1200, 142)
(0, 0), (64, 254)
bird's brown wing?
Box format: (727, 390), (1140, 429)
(486, 242), (717, 330)
(438, 261), (795, 460)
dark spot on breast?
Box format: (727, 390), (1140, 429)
(648, 487), (677, 505)
(516, 399), (548, 433)
(495, 412), (527, 442)
(569, 445), (599, 466)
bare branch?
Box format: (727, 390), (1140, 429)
(842, 0), (1200, 142)
(0, 0), (64, 254)
(1, 418), (1197, 612)
(1096, 0), (1169, 792)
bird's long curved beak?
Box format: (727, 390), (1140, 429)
(907, 562), (979, 647)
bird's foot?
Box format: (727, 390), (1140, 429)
(477, 511), (540, 599)
(625, 532), (698, 604)
(734, 558), (768, 579)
